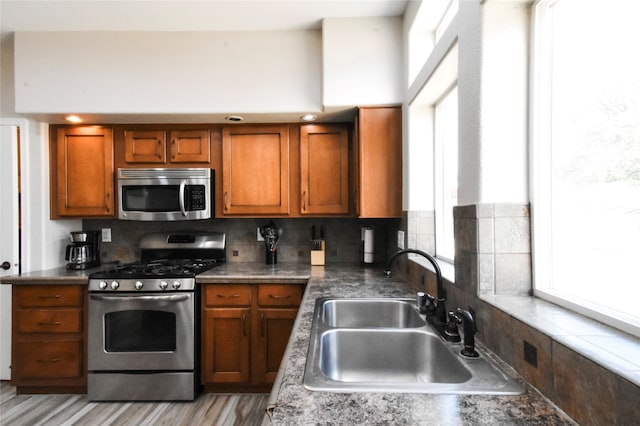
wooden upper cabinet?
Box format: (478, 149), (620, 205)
(300, 124), (350, 215)
(169, 130), (210, 163)
(124, 130), (166, 163)
(221, 125), (289, 215)
(123, 129), (210, 165)
(356, 106), (403, 218)
(52, 126), (114, 218)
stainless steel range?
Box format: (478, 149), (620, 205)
(87, 232), (225, 401)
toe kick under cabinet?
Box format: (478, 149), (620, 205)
(11, 285), (87, 394)
(201, 283), (303, 393)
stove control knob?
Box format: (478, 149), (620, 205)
(110, 281), (120, 290)
(99, 281), (108, 290)
(159, 281), (168, 290)
(135, 280), (144, 290)
(172, 280), (181, 289)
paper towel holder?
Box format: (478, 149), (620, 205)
(362, 227), (375, 264)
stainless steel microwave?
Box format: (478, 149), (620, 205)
(117, 168), (213, 221)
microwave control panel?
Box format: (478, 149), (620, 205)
(187, 185), (206, 211)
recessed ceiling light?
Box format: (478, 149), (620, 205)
(65, 115), (82, 123)
(301, 114), (318, 122)
(225, 115), (244, 122)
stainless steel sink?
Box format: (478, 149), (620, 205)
(320, 298), (426, 328)
(303, 297), (525, 395)
(320, 329), (471, 383)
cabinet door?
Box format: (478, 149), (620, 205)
(53, 127), (114, 217)
(255, 308), (298, 384)
(124, 130), (166, 163)
(169, 130), (210, 163)
(357, 107), (402, 218)
(201, 308), (250, 384)
(221, 126), (289, 215)
(300, 125), (350, 215)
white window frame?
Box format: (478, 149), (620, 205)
(434, 85), (458, 263)
(531, 0), (640, 338)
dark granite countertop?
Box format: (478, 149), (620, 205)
(0, 265), (99, 285)
(0, 261), (574, 423)
(253, 263), (575, 425)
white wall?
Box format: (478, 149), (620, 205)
(322, 17), (403, 108)
(404, 0), (530, 207)
(14, 30), (323, 115)
(2, 31), (80, 271)
(479, 1), (530, 203)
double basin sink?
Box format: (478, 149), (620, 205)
(303, 297), (525, 395)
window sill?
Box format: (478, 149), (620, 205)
(409, 256), (640, 388)
(480, 293), (640, 388)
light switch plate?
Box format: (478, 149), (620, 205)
(397, 230), (405, 249)
(101, 228), (112, 243)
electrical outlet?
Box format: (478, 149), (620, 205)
(101, 228), (112, 243)
(397, 230), (405, 249)
(523, 340), (538, 368)
(257, 227), (264, 241)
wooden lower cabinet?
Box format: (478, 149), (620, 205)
(201, 283), (303, 392)
(11, 285), (87, 394)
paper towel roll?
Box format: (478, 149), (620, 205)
(363, 228), (375, 264)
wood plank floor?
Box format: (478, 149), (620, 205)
(0, 381), (270, 426)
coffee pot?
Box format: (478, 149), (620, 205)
(65, 231), (101, 270)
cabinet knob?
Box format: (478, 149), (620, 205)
(1, 261), (10, 270)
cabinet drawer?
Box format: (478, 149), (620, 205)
(16, 309), (82, 334)
(258, 285), (302, 307)
(204, 285), (251, 306)
(15, 286), (83, 308)
(13, 340), (83, 379)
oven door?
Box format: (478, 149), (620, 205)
(88, 292), (195, 371)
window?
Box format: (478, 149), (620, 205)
(435, 86), (458, 262)
(532, 0), (640, 336)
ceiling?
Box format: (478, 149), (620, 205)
(0, 0), (409, 32)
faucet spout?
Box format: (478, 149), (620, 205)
(384, 249), (447, 326)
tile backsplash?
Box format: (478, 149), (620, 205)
(84, 217), (400, 266)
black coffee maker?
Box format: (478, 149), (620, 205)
(65, 231), (101, 270)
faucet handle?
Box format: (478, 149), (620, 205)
(444, 311), (461, 341)
(416, 292), (427, 310)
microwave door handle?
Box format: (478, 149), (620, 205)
(179, 180), (187, 217)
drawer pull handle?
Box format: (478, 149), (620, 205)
(242, 313), (247, 336)
(37, 358), (60, 363)
(217, 294), (240, 298)
(269, 294), (291, 299)
(39, 295), (61, 299)
(38, 321), (62, 326)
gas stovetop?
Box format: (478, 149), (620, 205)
(88, 231), (225, 292)
(91, 258), (221, 279)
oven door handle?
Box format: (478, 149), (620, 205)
(90, 294), (190, 302)
(179, 180), (187, 217)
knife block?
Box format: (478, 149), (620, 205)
(310, 240), (325, 266)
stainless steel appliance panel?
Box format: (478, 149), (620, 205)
(117, 168), (212, 221)
(88, 372), (197, 401)
(88, 292), (195, 371)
